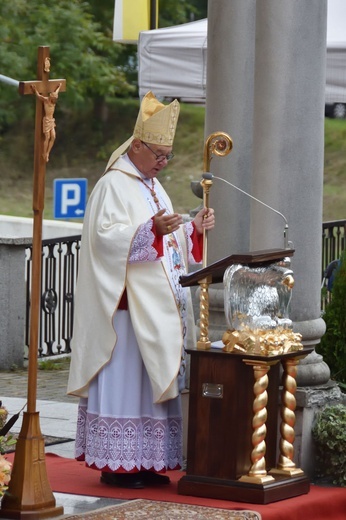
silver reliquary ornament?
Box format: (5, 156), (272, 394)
(222, 259), (303, 355)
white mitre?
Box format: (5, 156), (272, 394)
(104, 91), (180, 173)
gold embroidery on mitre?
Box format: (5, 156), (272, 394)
(133, 91), (180, 146)
(104, 92), (180, 174)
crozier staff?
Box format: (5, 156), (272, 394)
(67, 91), (215, 489)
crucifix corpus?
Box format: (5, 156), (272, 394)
(0, 46), (66, 519)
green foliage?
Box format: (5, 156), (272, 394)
(0, 0), (134, 130)
(312, 403), (346, 486)
(317, 251), (346, 385)
(324, 118), (346, 154)
(0, 0), (208, 132)
(38, 357), (70, 371)
(159, 0), (207, 27)
(0, 99), (205, 218)
(0, 435), (17, 455)
(86, 0), (115, 35)
(323, 119), (346, 218)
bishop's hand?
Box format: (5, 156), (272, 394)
(154, 209), (184, 236)
(193, 207), (215, 234)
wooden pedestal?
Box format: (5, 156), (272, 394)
(178, 348), (311, 504)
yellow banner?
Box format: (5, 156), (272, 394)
(113, 0), (158, 43)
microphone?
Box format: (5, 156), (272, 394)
(202, 172), (291, 249)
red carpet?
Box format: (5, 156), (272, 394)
(6, 453), (346, 520)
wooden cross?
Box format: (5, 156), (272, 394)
(0, 46), (65, 519)
(18, 46), (66, 415)
(19, 46), (66, 212)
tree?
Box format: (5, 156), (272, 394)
(159, 0), (208, 27)
(0, 0), (208, 132)
(0, 0), (134, 130)
(85, 0), (208, 93)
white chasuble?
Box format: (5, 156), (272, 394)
(68, 155), (200, 472)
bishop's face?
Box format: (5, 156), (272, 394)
(130, 140), (174, 179)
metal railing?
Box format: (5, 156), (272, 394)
(25, 235), (81, 357)
(24, 220), (345, 357)
(321, 219), (345, 311)
(322, 220), (346, 272)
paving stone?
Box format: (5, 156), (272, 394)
(0, 363), (77, 403)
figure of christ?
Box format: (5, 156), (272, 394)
(31, 83), (61, 162)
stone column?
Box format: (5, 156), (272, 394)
(249, 4), (331, 475)
(205, 0), (328, 345)
(251, 0), (327, 346)
(200, 0), (337, 475)
(0, 238), (29, 369)
(205, 0), (257, 258)
(202, 0), (257, 341)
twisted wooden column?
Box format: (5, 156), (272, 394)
(239, 360), (277, 484)
(270, 356), (304, 476)
(197, 276), (212, 350)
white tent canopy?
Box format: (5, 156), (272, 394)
(327, 0), (346, 45)
(325, 0), (346, 114)
(138, 19), (207, 102)
(138, 5), (346, 111)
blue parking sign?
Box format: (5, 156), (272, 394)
(54, 178), (88, 219)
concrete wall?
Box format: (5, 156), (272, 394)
(0, 215), (82, 239)
(0, 216), (82, 369)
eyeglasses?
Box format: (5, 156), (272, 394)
(141, 141), (174, 162)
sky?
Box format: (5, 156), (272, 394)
(327, 0), (346, 43)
